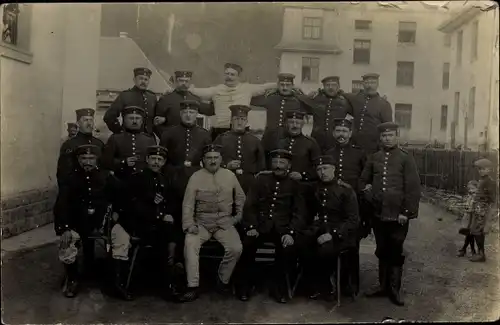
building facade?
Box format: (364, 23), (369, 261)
(275, 2), (461, 144)
(1, 4), (101, 238)
(438, 3), (499, 151)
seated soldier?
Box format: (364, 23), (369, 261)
(110, 145), (181, 301)
(54, 144), (121, 298)
(300, 155), (360, 301)
(178, 144), (246, 303)
(235, 149), (307, 303)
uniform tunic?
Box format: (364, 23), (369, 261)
(359, 146), (421, 222)
(250, 93), (314, 152)
(101, 131), (156, 180)
(345, 92), (392, 155)
(104, 86), (158, 136)
(213, 130), (266, 193)
(56, 132), (104, 186)
(270, 133), (321, 182)
(325, 142), (366, 193)
(306, 91), (353, 153)
(159, 124), (212, 194)
(154, 89), (215, 136)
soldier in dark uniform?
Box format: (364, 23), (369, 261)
(324, 118), (368, 296)
(360, 122), (421, 306)
(235, 149), (307, 303)
(306, 76), (353, 153)
(300, 155), (359, 301)
(213, 104), (266, 194)
(154, 70), (214, 137)
(103, 67), (158, 137)
(101, 106), (156, 181)
(346, 73), (393, 155)
(110, 145), (183, 300)
(54, 144), (120, 298)
(159, 100), (212, 197)
(269, 110), (321, 183)
(57, 109), (105, 186)
(250, 73), (315, 162)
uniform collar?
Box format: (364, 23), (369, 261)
(287, 131), (302, 138)
(132, 85), (145, 93)
(335, 140), (351, 147)
(181, 122), (196, 129)
(125, 128), (142, 134)
(382, 145), (398, 152)
(76, 131), (93, 138)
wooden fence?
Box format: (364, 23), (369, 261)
(406, 148), (499, 195)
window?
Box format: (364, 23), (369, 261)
(454, 92), (460, 127)
(444, 34), (451, 47)
(353, 39), (371, 64)
(301, 57), (320, 82)
(471, 21), (478, 61)
(2, 3), (19, 45)
(352, 80), (364, 93)
(303, 17), (322, 40)
(398, 21), (416, 44)
(355, 20), (372, 30)
(468, 87), (476, 127)
(442, 63), (450, 90)
(1, 4), (33, 64)
(396, 61), (415, 87)
(395, 104), (412, 129)
(440, 105), (448, 131)
(456, 30), (463, 65)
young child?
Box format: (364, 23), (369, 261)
(469, 158), (497, 262)
(458, 180), (479, 257)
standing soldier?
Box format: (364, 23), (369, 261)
(235, 149), (307, 303)
(347, 73), (392, 155)
(54, 144), (120, 298)
(154, 70), (214, 137)
(300, 155), (359, 301)
(324, 118), (368, 296)
(213, 105), (266, 194)
(159, 100), (212, 197)
(101, 106), (156, 181)
(360, 122), (421, 306)
(269, 110), (321, 183)
(250, 73), (315, 163)
(57, 109), (104, 186)
(104, 67), (158, 137)
(306, 76), (353, 153)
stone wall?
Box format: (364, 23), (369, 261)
(1, 187), (57, 239)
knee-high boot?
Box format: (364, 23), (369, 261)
(62, 262), (79, 298)
(113, 259), (133, 301)
(388, 256), (404, 306)
(365, 259), (388, 297)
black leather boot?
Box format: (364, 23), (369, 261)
(176, 286), (200, 303)
(114, 259), (133, 301)
(365, 260), (388, 298)
(62, 262), (79, 298)
(388, 265), (404, 306)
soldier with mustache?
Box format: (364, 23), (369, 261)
(154, 70), (214, 137)
(104, 67), (158, 137)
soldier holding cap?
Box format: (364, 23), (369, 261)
(178, 144), (245, 303)
(102, 106), (156, 181)
(159, 100), (212, 197)
(54, 144), (122, 298)
(268, 110), (321, 182)
(57, 108), (104, 186)
(360, 122), (420, 306)
(213, 105), (266, 193)
(324, 117), (368, 296)
(154, 70), (214, 137)
(299, 155), (359, 301)
(306, 76), (353, 153)
(251, 73), (317, 156)
(235, 149), (307, 303)
(346, 73), (393, 155)
(468, 158), (497, 262)
(104, 67), (158, 137)
(187, 63), (277, 141)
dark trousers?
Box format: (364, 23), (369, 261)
(211, 127), (231, 141)
(372, 218), (409, 266)
(236, 230), (297, 291)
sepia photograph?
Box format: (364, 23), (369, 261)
(1, 1), (499, 323)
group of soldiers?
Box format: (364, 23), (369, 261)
(54, 63), (421, 307)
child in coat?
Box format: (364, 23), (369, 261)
(457, 180), (478, 257)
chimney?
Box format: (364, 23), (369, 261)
(119, 32), (128, 38)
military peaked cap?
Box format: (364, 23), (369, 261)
(269, 149), (292, 160)
(377, 122), (399, 132)
(224, 63), (243, 74)
(122, 106), (146, 117)
(230, 105), (251, 117)
(75, 144), (101, 157)
(314, 155), (336, 167)
(134, 67), (152, 77)
(202, 144), (223, 156)
(146, 145), (168, 158)
(321, 76), (340, 84)
(278, 73), (295, 83)
(474, 158), (493, 168)
(333, 118), (353, 129)
(75, 108), (95, 120)
(174, 70), (193, 79)
(180, 100), (200, 111)
(285, 110), (306, 120)
(362, 73), (380, 80)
